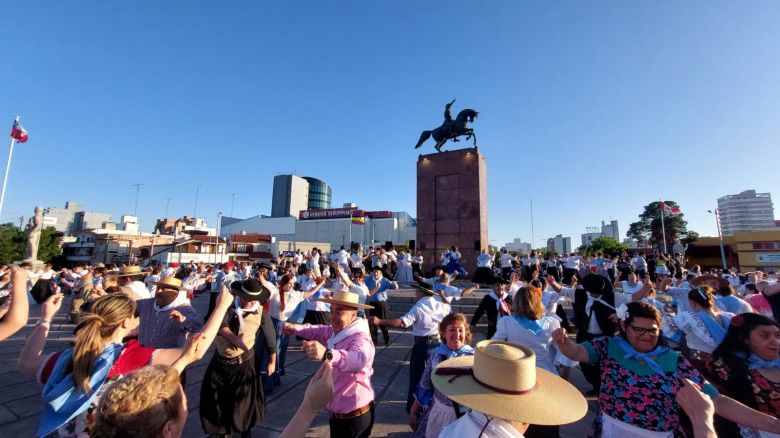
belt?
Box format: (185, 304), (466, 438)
(215, 348), (254, 366)
(331, 402), (372, 419)
(415, 334), (440, 342)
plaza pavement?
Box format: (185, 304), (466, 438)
(0, 290), (596, 437)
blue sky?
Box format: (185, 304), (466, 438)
(2, 1), (779, 248)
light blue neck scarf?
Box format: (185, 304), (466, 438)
(696, 311), (731, 345)
(614, 336), (669, 376)
(512, 315), (544, 335)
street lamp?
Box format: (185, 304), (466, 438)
(707, 209), (727, 270)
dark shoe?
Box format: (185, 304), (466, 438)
(279, 369), (286, 376)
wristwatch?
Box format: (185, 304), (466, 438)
(322, 349), (333, 362)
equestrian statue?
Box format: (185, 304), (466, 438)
(414, 99), (479, 152)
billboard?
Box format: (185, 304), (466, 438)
(299, 207), (357, 220)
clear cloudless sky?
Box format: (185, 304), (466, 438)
(2, 1), (779, 248)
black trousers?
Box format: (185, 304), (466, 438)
(200, 350), (264, 435)
(407, 336), (438, 412)
(205, 292), (218, 321)
(368, 301), (389, 344)
(303, 309), (329, 325)
(329, 404), (375, 438)
(578, 332), (602, 392)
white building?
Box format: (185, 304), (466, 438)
(581, 220), (620, 246)
(43, 201), (112, 236)
(221, 207), (416, 250)
(717, 190), (776, 236)
(504, 238), (532, 254)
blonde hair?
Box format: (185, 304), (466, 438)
(71, 294), (136, 393)
(91, 365), (183, 438)
(513, 287), (545, 320)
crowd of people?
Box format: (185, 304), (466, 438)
(1, 244), (780, 437)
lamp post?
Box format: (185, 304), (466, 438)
(165, 197), (174, 219)
(707, 209), (727, 270)
(131, 183), (144, 216)
(230, 193), (238, 218)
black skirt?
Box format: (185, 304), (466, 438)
(200, 349), (264, 434)
(472, 267), (494, 285)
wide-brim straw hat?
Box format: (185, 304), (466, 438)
(432, 340), (587, 426)
(150, 277), (188, 292)
(112, 266), (145, 278)
(413, 282), (435, 296)
(318, 290), (374, 310)
(690, 274), (729, 289)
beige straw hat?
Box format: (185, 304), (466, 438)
(432, 340), (587, 425)
(318, 290), (374, 310)
(111, 265), (145, 278)
(150, 277), (187, 292)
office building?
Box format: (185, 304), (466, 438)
(271, 175), (310, 218)
(504, 238), (532, 254)
(717, 190), (776, 236)
(42, 202), (112, 236)
(546, 234), (572, 254)
(303, 176), (332, 210)
(581, 220), (621, 246)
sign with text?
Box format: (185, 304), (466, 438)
(756, 253), (780, 264)
(299, 207), (357, 220)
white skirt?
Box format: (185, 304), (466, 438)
(426, 398), (458, 438)
(601, 413), (672, 438)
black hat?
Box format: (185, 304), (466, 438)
(257, 262), (273, 271)
(230, 279), (271, 303)
(487, 276), (510, 286)
(413, 282), (435, 296)
(581, 274), (607, 295)
(371, 266), (384, 272)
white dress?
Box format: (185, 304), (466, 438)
(395, 253), (414, 283)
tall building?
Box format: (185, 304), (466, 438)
(580, 220), (620, 246)
(546, 234), (572, 254)
(303, 176), (332, 210)
(271, 175), (310, 218)
(717, 190), (776, 236)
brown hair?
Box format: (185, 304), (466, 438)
(439, 313), (473, 344)
(71, 294), (136, 393)
(688, 286), (716, 309)
(513, 287), (544, 320)
(91, 365), (183, 438)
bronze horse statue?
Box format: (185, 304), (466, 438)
(414, 99), (479, 152)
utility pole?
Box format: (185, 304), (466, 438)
(530, 198), (535, 250)
(18, 216), (23, 229)
(193, 185), (203, 218)
(132, 183), (144, 216)
(230, 193), (238, 218)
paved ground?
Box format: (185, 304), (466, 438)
(0, 291), (597, 437)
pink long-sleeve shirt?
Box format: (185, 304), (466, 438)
(292, 323), (375, 414)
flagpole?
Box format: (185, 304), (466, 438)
(660, 200), (668, 253)
(0, 116), (19, 218)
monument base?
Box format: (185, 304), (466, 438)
(416, 147), (488, 274)
(15, 260), (45, 270)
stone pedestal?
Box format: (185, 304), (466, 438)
(416, 147), (488, 274)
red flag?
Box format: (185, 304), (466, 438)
(10, 120), (28, 143)
(660, 202), (681, 215)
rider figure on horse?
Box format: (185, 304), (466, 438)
(443, 99), (459, 141)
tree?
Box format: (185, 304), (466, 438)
(0, 223), (25, 264)
(578, 236), (628, 256)
(627, 201), (698, 251)
(37, 226), (64, 263)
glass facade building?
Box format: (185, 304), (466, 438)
(303, 177), (332, 209)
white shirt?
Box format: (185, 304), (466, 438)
(129, 281), (152, 299)
(492, 315), (561, 373)
(399, 296), (451, 336)
(161, 267), (175, 278)
(439, 411), (524, 438)
(338, 250), (350, 266)
(558, 287), (631, 335)
(564, 256), (581, 270)
(350, 253), (363, 269)
(499, 254), (515, 269)
(621, 281), (644, 296)
(477, 253), (493, 268)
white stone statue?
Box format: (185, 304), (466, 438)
(25, 206), (43, 262)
